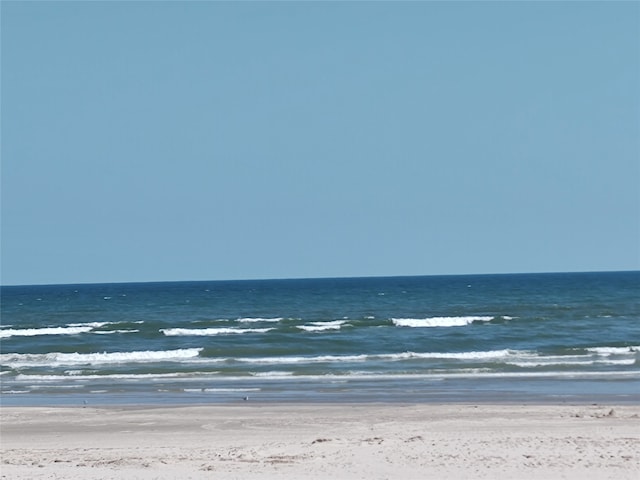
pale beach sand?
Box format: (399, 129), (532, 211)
(1, 403), (639, 479)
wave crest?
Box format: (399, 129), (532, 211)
(161, 327), (274, 336)
(391, 316), (494, 328)
(1, 348), (203, 367)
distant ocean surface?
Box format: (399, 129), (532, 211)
(1, 272), (638, 405)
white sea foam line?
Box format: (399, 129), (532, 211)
(1, 321), (136, 338)
(14, 371), (219, 381)
(232, 349), (521, 365)
(1, 348), (203, 367)
(437, 370), (640, 380)
(15, 384), (83, 390)
(391, 316), (494, 328)
(123, 349), (521, 366)
(506, 354), (615, 363)
(202, 388), (261, 392)
(67, 322), (111, 328)
(30, 384), (84, 389)
(68, 320), (145, 327)
(9, 370), (640, 386)
(297, 325), (341, 332)
(232, 354), (367, 364)
(183, 387), (262, 393)
(586, 346), (640, 355)
(177, 370), (640, 382)
(251, 371), (295, 377)
(0, 326), (94, 338)
(161, 327), (274, 336)
(235, 317), (284, 323)
(221, 349), (639, 365)
(379, 351), (636, 363)
(297, 321), (346, 332)
(93, 329), (140, 335)
(381, 350), (516, 360)
(508, 359), (637, 368)
(4, 348), (635, 370)
(310, 320), (346, 326)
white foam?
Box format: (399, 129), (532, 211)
(236, 317), (283, 323)
(10, 369), (640, 386)
(234, 354), (369, 364)
(0, 326), (94, 338)
(251, 371), (295, 377)
(586, 346), (640, 355)
(230, 349), (515, 365)
(202, 387), (261, 392)
(391, 316), (494, 328)
(230, 350), (621, 366)
(29, 384), (84, 389)
(175, 370), (640, 382)
(161, 327), (274, 336)
(227, 348), (633, 366)
(1, 348), (203, 367)
(0, 320), (141, 338)
(248, 372), (297, 379)
(378, 349), (514, 360)
(15, 371), (213, 381)
(296, 326), (338, 332)
(508, 358), (637, 368)
(297, 321), (346, 332)
(184, 387), (262, 393)
(67, 322), (111, 328)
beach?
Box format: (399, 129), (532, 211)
(2, 403), (639, 479)
(3, 274), (638, 478)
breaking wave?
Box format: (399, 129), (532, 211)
(391, 316), (495, 327)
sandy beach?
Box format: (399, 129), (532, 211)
(1, 403), (638, 479)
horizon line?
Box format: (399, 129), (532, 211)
(2, 269), (638, 288)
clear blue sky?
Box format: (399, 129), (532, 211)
(2, 1), (639, 285)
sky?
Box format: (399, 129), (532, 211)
(1, 1), (639, 286)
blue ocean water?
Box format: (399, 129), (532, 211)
(1, 272), (638, 405)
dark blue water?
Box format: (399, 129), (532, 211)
(1, 272), (638, 405)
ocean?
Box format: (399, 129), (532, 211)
(1, 271), (638, 405)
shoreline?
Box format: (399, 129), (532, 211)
(4, 371), (640, 407)
(2, 403), (639, 479)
